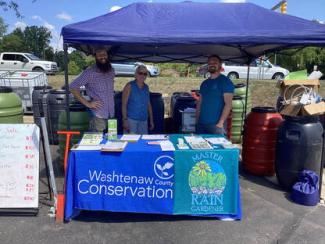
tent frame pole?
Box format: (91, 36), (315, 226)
(243, 59), (252, 117)
(63, 44), (71, 130)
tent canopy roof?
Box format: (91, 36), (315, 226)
(61, 2), (325, 63)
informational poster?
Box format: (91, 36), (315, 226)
(0, 124), (39, 209)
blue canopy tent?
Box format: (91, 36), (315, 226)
(61, 1), (325, 114)
(62, 2), (325, 64)
(61, 2), (325, 192)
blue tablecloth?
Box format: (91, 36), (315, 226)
(65, 136), (241, 221)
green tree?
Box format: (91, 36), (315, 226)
(0, 16), (7, 37)
(0, 0), (20, 17)
(1, 1), (37, 18)
(69, 50), (87, 70)
(85, 55), (95, 67)
(0, 32), (24, 52)
(54, 51), (65, 71)
(44, 47), (55, 61)
(12, 27), (24, 40)
(23, 26), (51, 58)
(272, 47), (325, 73)
(68, 61), (81, 75)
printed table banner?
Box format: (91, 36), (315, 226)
(65, 139), (175, 220)
(64, 138), (241, 221)
(173, 149), (239, 215)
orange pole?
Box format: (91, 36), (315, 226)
(55, 130), (80, 223)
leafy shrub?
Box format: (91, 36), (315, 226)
(68, 61), (81, 75)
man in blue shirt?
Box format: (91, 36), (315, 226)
(196, 55), (234, 134)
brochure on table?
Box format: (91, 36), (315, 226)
(73, 133), (103, 151)
(184, 136), (213, 150)
(120, 134), (141, 142)
(142, 134), (168, 140)
(102, 141), (128, 152)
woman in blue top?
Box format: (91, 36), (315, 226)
(122, 65), (154, 134)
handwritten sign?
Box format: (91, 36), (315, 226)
(0, 124), (39, 209)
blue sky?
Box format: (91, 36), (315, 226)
(2, 0), (325, 51)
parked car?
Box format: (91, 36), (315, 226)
(0, 52), (59, 75)
(112, 62), (160, 77)
(197, 59), (289, 80)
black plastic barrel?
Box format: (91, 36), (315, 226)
(58, 105), (90, 162)
(32, 86), (52, 127)
(150, 92), (164, 134)
(275, 116), (323, 191)
(114, 91), (164, 134)
(319, 109), (325, 168)
(114, 91), (123, 135)
(170, 93), (196, 133)
(47, 89), (81, 144)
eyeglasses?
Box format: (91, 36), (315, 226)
(137, 72), (148, 76)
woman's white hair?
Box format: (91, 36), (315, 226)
(135, 64), (148, 74)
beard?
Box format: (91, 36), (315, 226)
(208, 66), (218, 74)
(96, 59), (112, 72)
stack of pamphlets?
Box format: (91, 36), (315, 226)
(142, 135), (168, 140)
(203, 137), (239, 149)
(204, 137), (231, 145)
(184, 136), (213, 150)
(101, 141), (128, 152)
(120, 134), (141, 142)
(74, 133), (103, 150)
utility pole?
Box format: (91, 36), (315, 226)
(271, 1), (288, 64)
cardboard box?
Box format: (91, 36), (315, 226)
(280, 104), (303, 116)
(278, 79), (320, 98)
(280, 102), (325, 116)
(301, 101), (325, 115)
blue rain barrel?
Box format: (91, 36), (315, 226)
(275, 115), (323, 191)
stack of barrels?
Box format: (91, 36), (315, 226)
(242, 107), (283, 176)
(32, 87), (90, 164)
(230, 83), (252, 143)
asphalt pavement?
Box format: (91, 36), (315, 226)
(0, 145), (325, 244)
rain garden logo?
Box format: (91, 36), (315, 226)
(189, 159), (226, 212)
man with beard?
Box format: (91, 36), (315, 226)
(196, 55), (234, 134)
(69, 47), (115, 132)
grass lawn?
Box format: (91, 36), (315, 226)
(48, 75), (325, 115)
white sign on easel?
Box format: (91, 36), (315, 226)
(0, 124), (39, 209)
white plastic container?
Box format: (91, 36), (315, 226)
(180, 108), (196, 133)
(0, 71), (48, 113)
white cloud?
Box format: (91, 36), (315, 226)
(14, 21), (27, 30)
(110, 6), (121, 12)
(31, 15), (43, 21)
(56, 11), (72, 21)
(44, 21), (55, 31)
(147, 0), (153, 2)
(220, 0), (246, 3)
